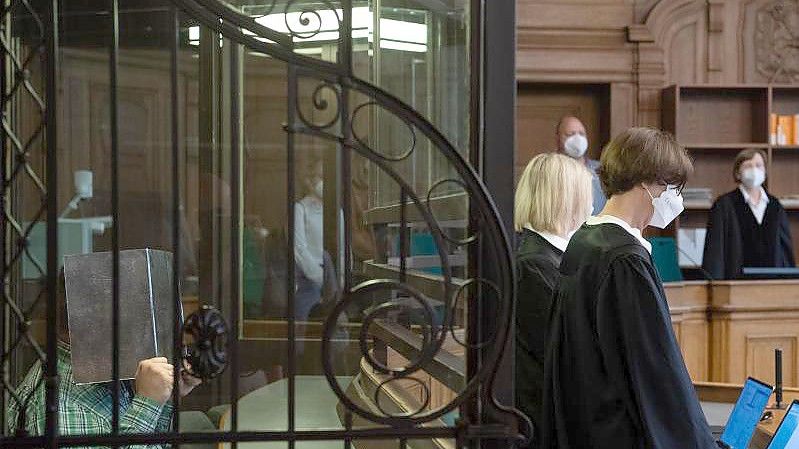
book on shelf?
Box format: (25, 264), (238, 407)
(771, 113), (778, 145)
(795, 114), (799, 145)
(775, 114), (799, 146)
(779, 196), (799, 208)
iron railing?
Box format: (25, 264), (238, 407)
(0, 0), (527, 447)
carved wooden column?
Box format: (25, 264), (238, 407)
(707, 0), (725, 84)
(628, 25), (665, 128)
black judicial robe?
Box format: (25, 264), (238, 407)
(702, 189), (794, 280)
(515, 229), (564, 448)
(542, 223), (716, 449)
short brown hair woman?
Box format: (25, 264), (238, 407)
(702, 148), (794, 279)
(542, 128), (718, 449)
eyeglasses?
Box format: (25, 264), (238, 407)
(659, 182), (685, 196)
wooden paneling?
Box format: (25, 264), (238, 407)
(610, 82), (636, 135)
(682, 148), (738, 198)
(746, 335), (797, 386)
(665, 281), (710, 381)
(663, 280), (799, 386)
(676, 88), (769, 144)
(515, 84), (608, 179)
(710, 281), (799, 386)
(516, 0), (799, 130)
(517, 1), (634, 30)
(516, 48), (635, 84)
(54, 49), (318, 277)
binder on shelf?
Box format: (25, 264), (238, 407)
(778, 115), (793, 146)
(794, 114), (799, 145)
(771, 113), (779, 145)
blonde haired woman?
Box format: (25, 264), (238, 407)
(513, 153), (593, 449)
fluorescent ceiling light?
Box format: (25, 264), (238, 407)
(188, 7), (428, 52)
(294, 47), (324, 55)
(379, 18), (426, 44)
(379, 40), (427, 53)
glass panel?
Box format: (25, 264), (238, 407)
(210, 0), (473, 441)
(4, 0), (473, 446)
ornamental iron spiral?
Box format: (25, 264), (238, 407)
(171, 0), (526, 438)
(182, 305), (228, 380)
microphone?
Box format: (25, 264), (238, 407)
(775, 348), (784, 409)
(675, 245), (715, 281)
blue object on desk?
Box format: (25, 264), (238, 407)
(767, 400), (799, 449)
(648, 237), (683, 282)
(395, 232), (442, 275)
(720, 377), (773, 449)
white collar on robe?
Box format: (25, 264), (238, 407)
(738, 185), (769, 225)
(523, 223), (569, 252)
(738, 185), (769, 207)
(585, 215), (652, 254)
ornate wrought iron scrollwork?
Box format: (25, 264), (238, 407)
(351, 101), (418, 162)
(182, 305), (228, 381)
(283, 0), (341, 40)
(139, 0), (527, 441)
(295, 76), (342, 131)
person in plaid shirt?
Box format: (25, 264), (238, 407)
(7, 272), (201, 448)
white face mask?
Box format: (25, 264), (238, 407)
(563, 134), (589, 159)
(645, 185), (684, 229)
(313, 179), (324, 198)
(740, 167), (766, 189)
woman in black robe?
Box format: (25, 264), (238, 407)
(513, 153), (594, 448)
(542, 127), (719, 449)
(702, 148), (794, 279)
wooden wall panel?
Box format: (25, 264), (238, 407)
(680, 319), (709, 381)
(746, 335), (797, 386)
(712, 318), (799, 386)
(710, 280), (799, 387)
(610, 82), (637, 136)
(515, 84), (608, 179)
(516, 0), (799, 132)
(517, 1), (634, 30)
(665, 282), (710, 381)
(55, 49), (310, 278)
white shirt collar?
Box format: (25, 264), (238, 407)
(738, 185), (769, 207)
(585, 215), (652, 254)
(524, 224), (569, 252)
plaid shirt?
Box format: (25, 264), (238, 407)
(7, 344), (173, 449)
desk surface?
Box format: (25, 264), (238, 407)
(220, 375), (351, 449)
(663, 280), (799, 287)
(697, 382), (799, 449)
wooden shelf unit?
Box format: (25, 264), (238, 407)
(661, 85), (799, 263)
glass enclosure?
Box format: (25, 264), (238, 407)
(3, 1), (485, 447)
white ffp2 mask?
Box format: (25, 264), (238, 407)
(740, 167), (766, 189)
(313, 179), (324, 198)
(563, 134), (588, 159)
(646, 185), (684, 229)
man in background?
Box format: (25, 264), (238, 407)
(556, 115), (606, 215)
